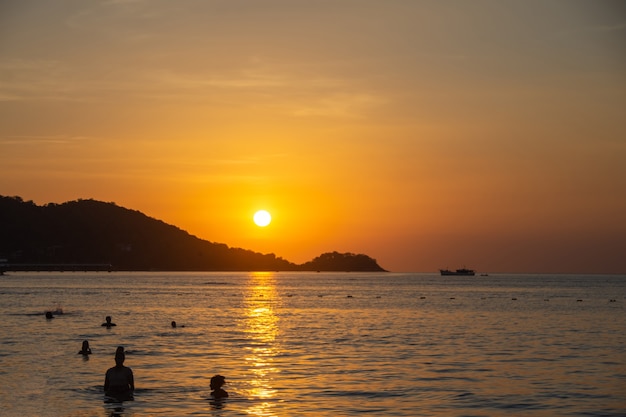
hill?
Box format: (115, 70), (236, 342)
(0, 196), (386, 272)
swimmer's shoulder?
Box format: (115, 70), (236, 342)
(212, 389), (228, 398)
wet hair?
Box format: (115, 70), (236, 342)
(80, 340), (91, 354)
(210, 374), (226, 388)
(114, 346), (125, 363)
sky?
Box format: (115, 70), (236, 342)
(1, 0), (625, 273)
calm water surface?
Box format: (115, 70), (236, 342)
(0, 272), (624, 416)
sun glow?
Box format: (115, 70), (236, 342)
(253, 210), (272, 227)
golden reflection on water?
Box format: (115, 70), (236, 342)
(243, 272), (280, 416)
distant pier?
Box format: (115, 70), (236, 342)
(0, 263), (113, 274)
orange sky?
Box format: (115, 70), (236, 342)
(1, 1), (625, 273)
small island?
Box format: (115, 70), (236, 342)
(0, 196), (386, 273)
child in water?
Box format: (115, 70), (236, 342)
(210, 374), (228, 399)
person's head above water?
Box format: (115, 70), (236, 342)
(210, 374), (228, 398)
(45, 311), (54, 319)
(115, 346), (125, 366)
(79, 340), (91, 354)
(102, 316), (116, 327)
(171, 321), (176, 328)
(210, 375), (225, 389)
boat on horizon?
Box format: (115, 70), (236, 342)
(440, 268), (475, 276)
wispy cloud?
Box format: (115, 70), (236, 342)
(0, 55), (379, 117)
(591, 22), (626, 32)
(292, 93), (385, 118)
(0, 135), (96, 145)
(147, 68), (285, 90)
(0, 59), (86, 102)
(101, 0), (151, 5)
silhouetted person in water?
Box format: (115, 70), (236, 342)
(171, 320), (184, 328)
(210, 374), (228, 399)
(104, 346), (134, 400)
(101, 316), (116, 328)
(78, 340), (92, 355)
(45, 311), (54, 319)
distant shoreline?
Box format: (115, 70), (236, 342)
(0, 263), (387, 274)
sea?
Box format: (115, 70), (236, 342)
(0, 271), (624, 417)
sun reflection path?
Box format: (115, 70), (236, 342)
(243, 272), (281, 416)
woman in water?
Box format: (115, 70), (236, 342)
(210, 374), (228, 399)
(78, 340), (92, 355)
(104, 346), (134, 400)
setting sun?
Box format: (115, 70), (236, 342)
(253, 210), (272, 227)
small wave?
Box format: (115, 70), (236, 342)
(452, 392), (548, 412)
(321, 389), (406, 398)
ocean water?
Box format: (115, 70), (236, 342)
(0, 271), (624, 417)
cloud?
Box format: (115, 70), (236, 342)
(0, 135), (96, 145)
(147, 68), (285, 90)
(0, 59), (85, 102)
(291, 93), (386, 118)
(592, 21), (626, 32)
(102, 0), (151, 5)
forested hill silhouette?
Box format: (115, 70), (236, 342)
(0, 196), (386, 272)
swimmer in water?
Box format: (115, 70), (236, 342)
(101, 316), (116, 328)
(210, 374), (228, 399)
(45, 311), (54, 319)
(104, 346), (134, 400)
(78, 340), (92, 355)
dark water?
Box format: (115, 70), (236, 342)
(0, 272), (624, 416)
